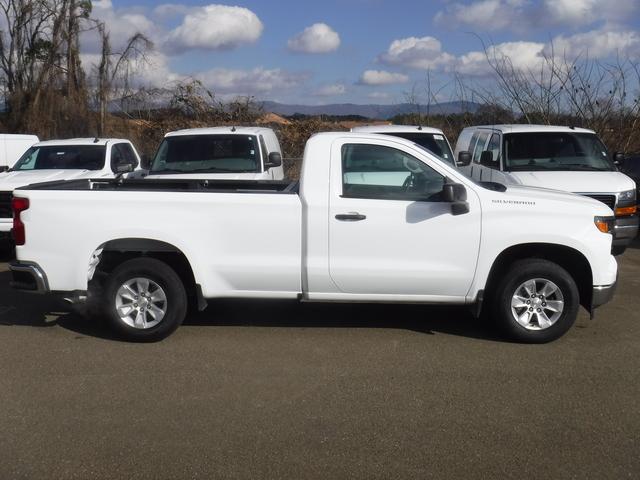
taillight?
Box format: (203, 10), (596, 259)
(12, 197), (29, 246)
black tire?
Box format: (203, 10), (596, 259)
(491, 259), (579, 343)
(612, 246), (626, 256)
(103, 257), (187, 342)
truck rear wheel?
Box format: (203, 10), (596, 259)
(103, 258), (187, 342)
(492, 259), (579, 343)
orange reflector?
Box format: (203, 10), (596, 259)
(615, 205), (637, 216)
(594, 220), (610, 233)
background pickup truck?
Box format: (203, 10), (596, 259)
(143, 126), (285, 181)
(10, 133), (618, 343)
(0, 138), (142, 240)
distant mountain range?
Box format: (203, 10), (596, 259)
(261, 101), (482, 119)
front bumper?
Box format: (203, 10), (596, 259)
(612, 214), (639, 247)
(9, 262), (49, 293)
(591, 278), (617, 311)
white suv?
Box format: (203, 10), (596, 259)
(454, 125), (638, 254)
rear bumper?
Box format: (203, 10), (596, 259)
(592, 279), (617, 310)
(9, 262), (49, 293)
(612, 215), (639, 247)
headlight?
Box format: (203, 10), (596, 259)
(618, 189), (636, 203)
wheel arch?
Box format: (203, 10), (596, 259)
(90, 238), (205, 310)
(484, 243), (593, 311)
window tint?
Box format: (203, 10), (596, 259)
(468, 132), (480, 153)
(485, 133), (501, 169)
(12, 145), (106, 171)
(342, 144), (445, 201)
(503, 132), (615, 172)
(111, 144), (138, 172)
(372, 132), (454, 164)
(472, 132), (489, 163)
(151, 135), (260, 173)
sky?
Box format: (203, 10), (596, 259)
(84, 0), (640, 105)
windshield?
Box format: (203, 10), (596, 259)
(151, 135), (261, 174)
(12, 145), (106, 171)
(504, 132), (615, 172)
(376, 132), (454, 165)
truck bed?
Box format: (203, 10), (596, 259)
(17, 178), (299, 194)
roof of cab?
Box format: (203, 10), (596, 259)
(351, 125), (445, 135)
(463, 124), (596, 134)
(0, 134), (39, 140)
(33, 138), (130, 147)
(165, 126), (274, 137)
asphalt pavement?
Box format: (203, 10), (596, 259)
(1, 241), (639, 479)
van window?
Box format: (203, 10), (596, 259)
(503, 132), (615, 172)
(472, 132), (489, 163)
(485, 133), (501, 168)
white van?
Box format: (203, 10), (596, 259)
(454, 125), (638, 254)
(144, 127), (285, 180)
(0, 134), (39, 170)
(351, 125), (456, 166)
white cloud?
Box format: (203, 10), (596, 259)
(197, 67), (307, 96)
(84, 1), (156, 53)
(378, 36), (455, 70)
(165, 5), (263, 53)
(547, 29), (640, 60)
(313, 84), (347, 96)
(435, 0), (528, 32)
(434, 0), (638, 31)
(358, 70), (409, 85)
(456, 41), (546, 75)
(287, 23), (341, 54)
(367, 91), (392, 100)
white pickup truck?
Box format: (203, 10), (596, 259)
(143, 127), (285, 180)
(0, 138), (142, 239)
(10, 133), (617, 343)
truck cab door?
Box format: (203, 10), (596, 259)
(328, 140), (481, 300)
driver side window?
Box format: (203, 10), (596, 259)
(342, 144), (445, 201)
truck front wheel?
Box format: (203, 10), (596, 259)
(492, 259), (579, 343)
(103, 258), (187, 342)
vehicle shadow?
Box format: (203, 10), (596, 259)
(0, 268), (502, 342)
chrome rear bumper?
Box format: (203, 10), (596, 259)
(9, 262), (49, 293)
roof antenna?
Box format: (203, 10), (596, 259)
(231, 126), (236, 132)
(93, 137), (100, 143)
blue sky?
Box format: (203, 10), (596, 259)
(88, 0), (640, 104)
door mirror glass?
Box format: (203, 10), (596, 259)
(614, 152), (625, 166)
(115, 162), (134, 174)
(266, 151), (282, 168)
(457, 151), (472, 167)
(480, 150), (495, 167)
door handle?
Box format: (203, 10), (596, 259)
(335, 213), (367, 222)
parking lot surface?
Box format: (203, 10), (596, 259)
(1, 241), (639, 479)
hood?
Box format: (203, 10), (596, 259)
(507, 170), (635, 193)
(500, 184), (613, 216)
(144, 172), (271, 181)
(0, 169), (111, 191)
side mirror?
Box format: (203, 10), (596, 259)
(443, 181), (469, 215)
(265, 152), (282, 168)
(115, 162), (134, 174)
(480, 150), (495, 167)
(456, 151), (472, 167)
(140, 154), (152, 170)
(0, 166), (8, 173)
(614, 152), (625, 167)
